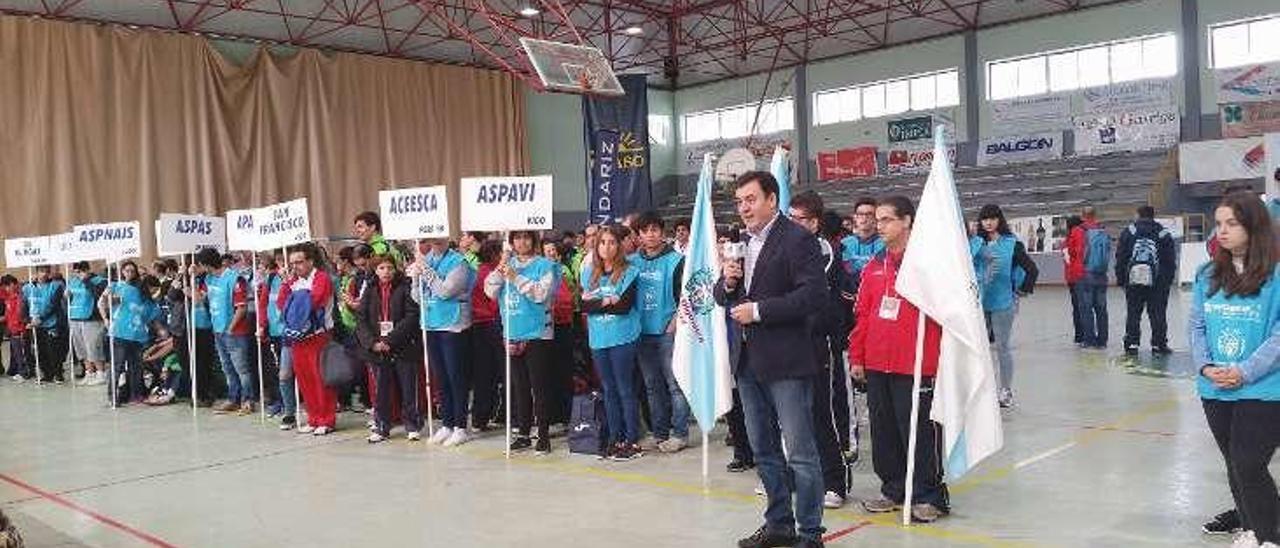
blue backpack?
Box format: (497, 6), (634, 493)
(1083, 227), (1111, 275)
(282, 289), (326, 344)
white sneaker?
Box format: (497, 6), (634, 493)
(442, 428), (471, 447)
(823, 491), (846, 509)
(312, 426), (332, 436)
(1233, 531), (1261, 548)
(297, 424), (316, 434)
(366, 432), (388, 444)
(658, 437), (688, 453)
(753, 485), (766, 497)
(10, 375), (24, 383)
(428, 426), (453, 445)
(406, 431), (422, 442)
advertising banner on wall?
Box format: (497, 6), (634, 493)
(1178, 137), (1266, 184)
(1216, 62), (1280, 104)
(977, 132), (1064, 166)
(989, 94), (1072, 135)
(1221, 101), (1280, 138)
(816, 147), (879, 181)
(1266, 133), (1280, 198)
(1072, 108), (1180, 156)
(887, 115), (933, 143)
(584, 74), (652, 225)
(1078, 79), (1176, 115)
(885, 141), (956, 176)
(1008, 215), (1068, 253)
(682, 132), (791, 174)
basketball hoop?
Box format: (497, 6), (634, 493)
(421, 0), (624, 97)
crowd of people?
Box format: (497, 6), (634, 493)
(0, 182), (1276, 548)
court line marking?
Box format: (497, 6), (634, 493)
(0, 472), (177, 548)
(822, 521), (872, 542)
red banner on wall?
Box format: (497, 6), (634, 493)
(817, 147), (878, 181)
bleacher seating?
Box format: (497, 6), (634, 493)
(657, 149), (1174, 226)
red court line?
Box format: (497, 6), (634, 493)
(822, 520), (873, 543)
(0, 472), (177, 548)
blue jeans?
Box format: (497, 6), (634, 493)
(737, 365), (825, 541)
(427, 330), (468, 429)
(637, 333), (691, 439)
(214, 333), (254, 403)
(278, 345), (296, 417)
(1073, 280), (1108, 347)
(593, 342), (641, 445)
(985, 307), (1016, 392)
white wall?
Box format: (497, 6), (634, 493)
(1196, 0), (1280, 113)
(974, 0), (1183, 139)
(806, 35), (966, 155)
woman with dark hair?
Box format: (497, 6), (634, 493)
(98, 262), (165, 405)
(1189, 191), (1280, 548)
(484, 230), (559, 454)
(469, 239), (505, 429)
(358, 255), (423, 443)
(971, 204), (1038, 408)
(581, 225), (644, 461)
(279, 242), (339, 435)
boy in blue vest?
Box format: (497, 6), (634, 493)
(68, 262), (108, 386)
(630, 211), (690, 453)
(25, 266), (67, 383)
(840, 198), (885, 280)
(196, 248), (256, 415)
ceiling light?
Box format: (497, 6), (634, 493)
(519, 7), (540, 16)
(624, 26), (643, 35)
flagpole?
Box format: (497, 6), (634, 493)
(503, 231), (512, 459)
(63, 262), (73, 389)
(419, 256), (435, 440)
(108, 261), (119, 408)
(702, 430), (709, 481)
(187, 254), (198, 414)
(28, 267), (42, 387)
(902, 310), (927, 526)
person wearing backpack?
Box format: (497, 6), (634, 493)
(280, 243), (338, 435)
(971, 205), (1039, 409)
(1067, 206), (1110, 349)
(1115, 206), (1177, 356)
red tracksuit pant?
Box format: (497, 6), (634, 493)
(294, 334), (337, 428)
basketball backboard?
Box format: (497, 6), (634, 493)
(520, 37), (624, 97)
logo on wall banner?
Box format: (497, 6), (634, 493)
(156, 213), (227, 256)
(885, 142), (956, 176)
(1221, 101), (1280, 138)
(1072, 109), (1180, 156)
(459, 175), (553, 232)
(977, 132), (1063, 166)
(1178, 137), (1266, 184)
(816, 147), (878, 181)
(379, 186), (452, 241)
(1216, 62), (1280, 104)
(1079, 79), (1176, 115)
(4, 236), (52, 268)
(887, 115), (934, 143)
(72, 221), (142, 262)
(584, 74), (652, 224)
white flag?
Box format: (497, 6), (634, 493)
(895, 130), (1004, 478)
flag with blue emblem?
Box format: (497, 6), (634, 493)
(672, 154), (732, 434)
(770, 145), (791, 214)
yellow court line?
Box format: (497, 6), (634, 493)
(457, 445), (1028, 547)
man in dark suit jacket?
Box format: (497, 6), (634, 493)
(715, 171), (828, 548)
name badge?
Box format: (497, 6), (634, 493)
(379, 321), (393, 337)
(879, 296), (901, 321)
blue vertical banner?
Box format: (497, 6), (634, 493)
(584, 74), (652, 224)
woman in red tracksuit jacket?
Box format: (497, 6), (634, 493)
(847, 195), (949, 523)
(278, 243), (339, 435)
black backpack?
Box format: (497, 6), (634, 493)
(568, 391), (609, 456)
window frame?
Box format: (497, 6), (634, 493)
(1209, 13), (1280, 69)
(811, 68), (961, 127)
(680, 97), (795, 144)
(985, 32), (1179, 101)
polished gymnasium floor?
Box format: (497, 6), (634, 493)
(0, 287), (1259, 547)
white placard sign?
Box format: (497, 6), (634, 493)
(225, 208), (261, 252)
(460, 176), (553, 232)
(379, 186), (452, 241)
(4, 236), (53, 268)
(49, 232), (78, 265)
(73, 221), (142, 262)
(156, 213), (227, 256)
(257, 198), (312, 249)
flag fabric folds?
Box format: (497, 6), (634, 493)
(771, 146), (791, 214)
(672, 154), (734, 432)
(894, 131), (1004, 479)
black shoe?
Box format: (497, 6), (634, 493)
(792, 538), (824, 548)
(534, 438), (551, 455)
(509, 436), (532, 452)
(737, 526), (799, 548)
(1152, 346), (1173, 356)
(1201, 509), (1241, 535)
(726, 459), (755, 473)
